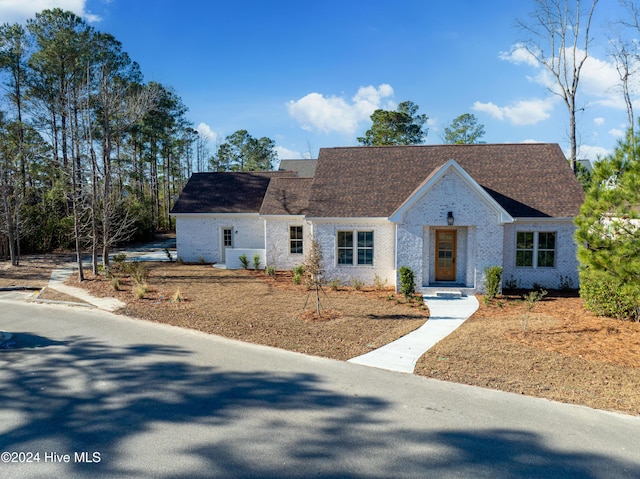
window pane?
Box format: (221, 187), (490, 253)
(338, 249), (353, 265)
(538, 232), (556, 250)
(358, 248), (373, 265)
(290, 226), (302, 240)
(337, 231), (353, 248)
(516, 232), (533, 249)
(358, 231), (373, 247)
(516, 250), (533, 267)
(290, 241), (303, 255)
(537, 250), (555, 268)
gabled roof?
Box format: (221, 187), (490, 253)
(306, 144), (585, 218)
(171, 171), (296, 214)
(389, 159), (514, 223)
(260, 177), (313, 215)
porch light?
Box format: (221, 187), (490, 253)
(447, 211), (454, 226)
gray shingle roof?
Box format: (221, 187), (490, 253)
(278, 159), (317, 177)
(305, 144), (584, 218)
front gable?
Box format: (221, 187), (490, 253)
(389, 159), (514, 224)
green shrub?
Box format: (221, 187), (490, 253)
(522, 288), (547, 332)
(112, 253), (127, 268)
(398, 266), (415, 299)
(253, 253), (261, 270)
(352, 278), (364, 290)
(328, 279), (340, 291)
(484, 266), (502, 299)
(126, 261), (148, 285)
(292, 264), (305, 285)
(239, 254), (249, 269)
(579, 269), (640, 321)
(265, 265), (276, 276)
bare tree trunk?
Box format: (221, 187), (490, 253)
(518, 0), (599, 173)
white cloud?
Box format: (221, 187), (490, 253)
(0, 0), (100, 23)
(499, 44), (540, 68)
(594, 117), (605, 126)
(275, 146), (304, 160)
(501, 43), (636, 110)
(196, 122), (218, 142)
(608, 128), (625, 138)
(577, 144), (610, 162)
(287, 84), (394, 135)
(473, 97), (556, 125)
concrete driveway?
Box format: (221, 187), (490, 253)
(0, 299), (639, 478)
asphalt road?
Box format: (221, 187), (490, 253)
(1, 298), (639, 479)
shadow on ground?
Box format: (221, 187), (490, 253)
(0, 332), (636, 478)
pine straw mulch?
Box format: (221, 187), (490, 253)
(3, 257), (640, 416)
(415, 293), (640, 416)
(66, 262), (429, 361)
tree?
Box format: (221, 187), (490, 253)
(214, 130), (276, 171)
(575, 127), (640, 320)
(0, 8), (195, 263)
(357, 101), (428, 146)
(517, 0), (599, 173)
(443, 113), (486, 144)
(0, 23), (30, 197)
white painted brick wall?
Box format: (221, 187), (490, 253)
(397, 169), (504, 292)
(174, 215), (265, 263)
(502, 221), (579, 290)
(264, 218), (309, 271)
(313, 221), (396, 287)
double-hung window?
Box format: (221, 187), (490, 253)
(289, 226), (303, 255)
(516, 231), (556, 268)
(337, 231), (373, 265)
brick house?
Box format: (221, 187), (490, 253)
(170, 144), (585, 292)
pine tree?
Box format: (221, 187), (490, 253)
(575, 128), (640, 320)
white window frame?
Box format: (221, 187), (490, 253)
(289, 225), (303, 255)
(336, 230), (374, 266)
(516, 231), (556, 268)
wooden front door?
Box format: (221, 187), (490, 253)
(435, 230), (456, 282)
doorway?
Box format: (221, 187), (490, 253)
(221, 227), (233, 262)
(435, 229), (456, 282)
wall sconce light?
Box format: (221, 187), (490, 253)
(447, 211), (454, 226)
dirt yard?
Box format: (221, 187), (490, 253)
(2, 256), (639, 416)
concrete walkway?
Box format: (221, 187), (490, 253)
(47, 266), (126, 312)
(348, 295), (479, 373)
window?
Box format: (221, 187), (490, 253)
(516, 232), (534, 267)
(516, 232), (556, 268)
(337, 231), (373, 265)
(537, 232), (556, 268)
(289, 226), (303, 255)
(337, 231), (353, 265)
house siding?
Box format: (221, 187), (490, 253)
(502, 221), (579, 290)
(396, 169), (504, 292)
(263, 218), (311, 271)
(313, 221), (395, 287)
(174, 215), (264, 263)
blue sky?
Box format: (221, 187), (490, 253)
(1, 0), (635, 165)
